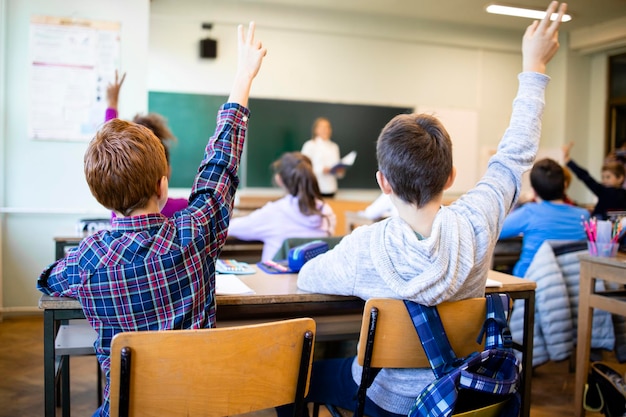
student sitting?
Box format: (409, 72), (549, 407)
(499, 158), (590, 278)
(277, 3), (567, 416)
(360, 192), (398, 220)
(563, 141), (626, 219)
(105, 71), (188, 217)
(37, 23), (267, 417)
(228, 151), (336, 261)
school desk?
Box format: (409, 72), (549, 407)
(55, 235), (265, 263)
(39, 268), (536, 417)
(574, 252), (626, 417)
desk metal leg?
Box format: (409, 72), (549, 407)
(520, 291), (535, 417)
(43, 309), (56, 417)
(61, 355), (71, 417)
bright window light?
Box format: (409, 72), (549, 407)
(486, 4), (572, 22)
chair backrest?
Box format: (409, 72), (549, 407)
(357, 298), (486, 369)
(109, 318), (316, 417)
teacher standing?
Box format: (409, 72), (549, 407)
(301, 117), (342, 198)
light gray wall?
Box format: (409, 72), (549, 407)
(0, 0), (614, 311)
(1, 0), (150, 312)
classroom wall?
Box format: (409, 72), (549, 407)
(0, 0), (150, 313)
(0, 0), (616, 311)
(146, 0), (595, 193)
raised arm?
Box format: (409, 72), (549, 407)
(185, 22), (267, 254)
(454, 2), (568, 238)
(105, 70), (126, 121)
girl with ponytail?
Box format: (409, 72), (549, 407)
(228, 152), (336, 260)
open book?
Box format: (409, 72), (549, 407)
(330, 150), (357, 175)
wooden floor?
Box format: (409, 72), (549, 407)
(0, 314), (607, 417)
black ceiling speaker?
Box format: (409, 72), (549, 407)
(200, 38), (217, 59)
(200, 23), (217, 59)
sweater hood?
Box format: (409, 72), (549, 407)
(370, 209), (477, 303)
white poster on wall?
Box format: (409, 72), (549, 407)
(416, 106), (479, 194)
(28, 15), (120, 141)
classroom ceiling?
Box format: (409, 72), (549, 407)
(242, 0), (626, 32)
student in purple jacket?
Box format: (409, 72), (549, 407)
(105, 71), (188, 217)
(228, 152), (336, 260)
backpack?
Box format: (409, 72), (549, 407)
(405, 294), (522, 417)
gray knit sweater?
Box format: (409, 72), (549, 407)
(297, 72), (549, 414)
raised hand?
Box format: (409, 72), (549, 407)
(522, 1), (567, 74)
(562, 141), (574, 163)
(106, 70), (126, 110)
(229, 22), (267, 106)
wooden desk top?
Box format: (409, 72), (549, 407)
(579, 252), (626, 268)
(38, 268), (535, 310)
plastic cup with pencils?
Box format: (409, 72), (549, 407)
(583, 217), (622, 257)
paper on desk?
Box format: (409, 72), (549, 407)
(216, 273), (255, 295)
(486, 278), (503, 288)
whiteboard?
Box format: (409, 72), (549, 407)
(28, 15), (120, 141)
(416, 106), (479, 193)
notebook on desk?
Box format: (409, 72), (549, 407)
(486, 278), (503, 288)
(215, 273), (255, 295)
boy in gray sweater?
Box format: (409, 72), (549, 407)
(281, 2), (568, 417)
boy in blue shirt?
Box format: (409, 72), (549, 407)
(37, 23), (266, 417)
(499, 157), (590, 277)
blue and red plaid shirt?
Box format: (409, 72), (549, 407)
(37, 103), (249, 417)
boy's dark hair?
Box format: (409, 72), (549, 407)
(376, 113), (453, 207)
(530, 158), (565, 201)
(602, 160), (626, 182)
(132, 113), (177, 164)
(84, 119), (168, 216)
(272, 152), (323, 216)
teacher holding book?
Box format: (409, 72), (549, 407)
(302, 117), (343, 197)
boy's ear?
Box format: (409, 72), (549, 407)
(157, 176), (169, 209)
(376, 171), (393, 195)
(443, 166), (457, 190)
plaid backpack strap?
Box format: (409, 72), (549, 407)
(477, 293), (513, 350)
(404, 300), (460, 378)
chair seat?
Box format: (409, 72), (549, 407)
(453, 398), (508, 417)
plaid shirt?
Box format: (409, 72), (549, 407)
(37, 103), (249, 417)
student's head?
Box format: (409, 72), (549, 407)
(376, 113), (454, 208)
(133, 113), (176, 176)
(602, 161), (626, 188)
(311, 117), (332, 140)
(84, 119), (168, 216)
(601, 161), (626, 188)
(272, 152), (323, 216)
(530, 158), (565, 201)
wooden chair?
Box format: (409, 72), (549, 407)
(109, 318), (316, 417)
(316, 298), (508, 417)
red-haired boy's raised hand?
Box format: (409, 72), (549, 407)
(229, 21), (267, 106)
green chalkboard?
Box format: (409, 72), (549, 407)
(149, 92), (412, 189)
